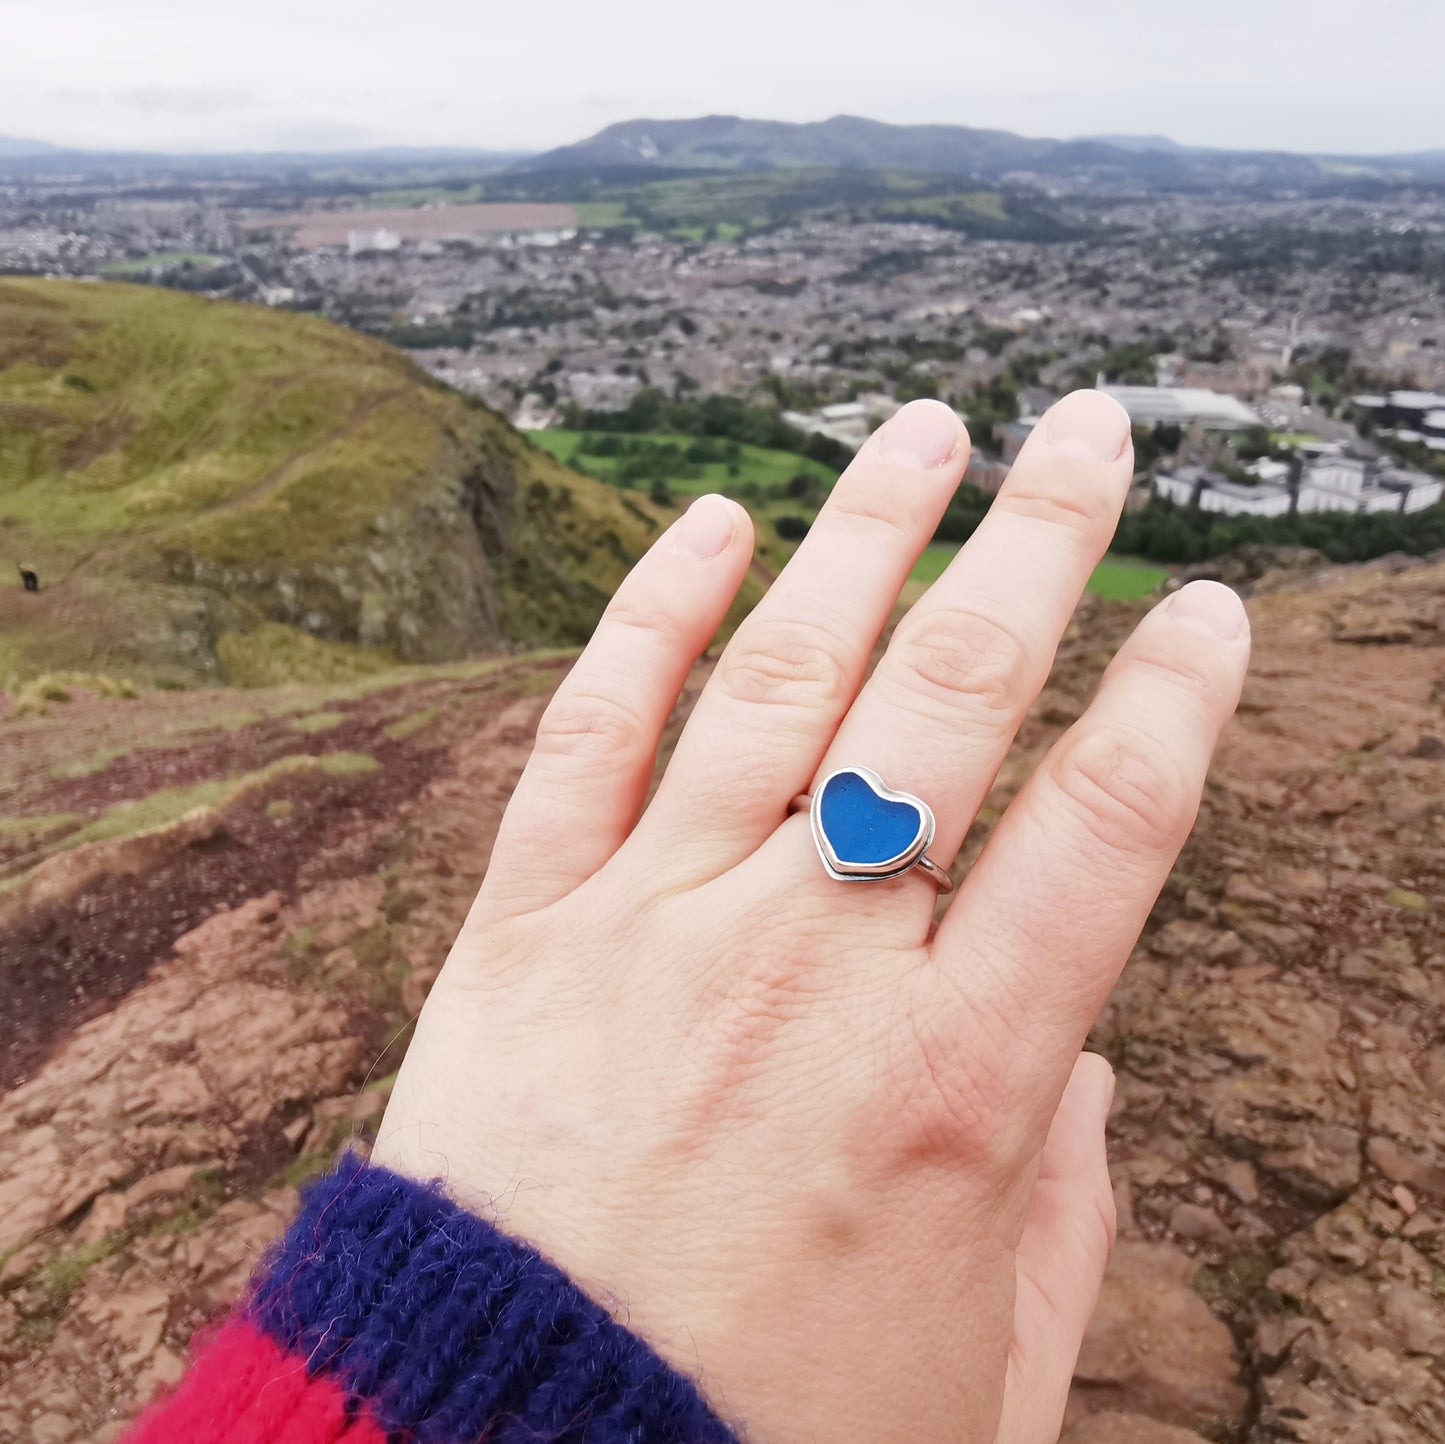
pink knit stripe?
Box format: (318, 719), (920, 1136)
(125, 1316), (387, 1444)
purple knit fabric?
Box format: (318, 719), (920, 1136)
(249, 1156), (739, 1443)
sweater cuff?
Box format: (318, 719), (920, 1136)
(131, 1155), (740, 1444)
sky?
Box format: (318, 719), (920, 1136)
(2, 0), (1442, 157)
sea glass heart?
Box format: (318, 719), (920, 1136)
(812, 767), (933, 880)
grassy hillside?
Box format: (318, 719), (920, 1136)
(0, 280), (761, 684)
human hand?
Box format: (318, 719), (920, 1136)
(374, 392), (1250, 1443)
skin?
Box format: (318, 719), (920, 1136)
(375, 390), (1251, 1443)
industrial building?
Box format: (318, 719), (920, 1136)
(1100, 385), (1263, 431)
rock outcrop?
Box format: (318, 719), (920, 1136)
(0, 555), (1441, 1440)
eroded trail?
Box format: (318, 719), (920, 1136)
(0, 559), (1442, 1443)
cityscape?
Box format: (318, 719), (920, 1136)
(1, 98), (1443, 1444)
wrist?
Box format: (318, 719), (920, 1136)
(131, 1154), (740, 1444)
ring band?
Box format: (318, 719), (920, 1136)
(789, 766), (954, 894)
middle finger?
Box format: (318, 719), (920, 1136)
(636, 399), (970, 878)
(811, 390), (1134, 922)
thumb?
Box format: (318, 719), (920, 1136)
(997, 1051), (1117, 1444)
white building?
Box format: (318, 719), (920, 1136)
(1100, 385), (1263, 431)
(1154, 466), (1292, 517)
(1157, 459), (1442, 518)
(348, 228), (401, 254)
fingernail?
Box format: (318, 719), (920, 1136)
(670, 493), (736, 559)
(1167, 580), (1247, 640)
(1097, 1068), (1117, 1130)
(1041, 390), (1131, 462)
(876, 399), (962, 469)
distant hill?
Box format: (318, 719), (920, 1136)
(0, 144), (528, 179)
(516, 114), (1445, 190)
(0, 136), (61, 159)
(0, 281), (748, 685)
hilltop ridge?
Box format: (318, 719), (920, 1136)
(0, 280), (746, 685)
(514, 113), (1445, 188)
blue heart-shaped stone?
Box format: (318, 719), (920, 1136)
(817, 768), (928, 872)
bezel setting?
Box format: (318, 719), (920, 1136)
(809, 765), (936, 882)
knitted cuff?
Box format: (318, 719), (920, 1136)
(132, 1156), (740, 1444)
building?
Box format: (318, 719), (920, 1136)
(1154, 466), (1292, 517)
(1156, 458), (1442, 518)
(966, 456), (1010, 494)
(782, 400), (882, 449)
(1352, 390), (1445, 450)
(348, 228), (400, 255)
(995, 421), (1033, 465)
(1100, 385), (1263, 431)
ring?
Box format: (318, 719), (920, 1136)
(789, 766), (954, 893)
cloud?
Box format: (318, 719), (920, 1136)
(51, 85), (254, 116)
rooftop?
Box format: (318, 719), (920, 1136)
(1100, 385), (1262, 429)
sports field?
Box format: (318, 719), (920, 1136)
(908, 545), (1168, 600)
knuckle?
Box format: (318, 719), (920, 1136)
(825, 486), (920, 543)
(602, 588), (678, 642)
(891, 1001), (1026, 1176)
(716, 618), (852, 711)
(887, 605), (1031, 720)
(531, 687), (644, 765)
(995, 471), (1117, 535)
(1052, 722), (1193, 858)
(1125, 650), (1223, 711)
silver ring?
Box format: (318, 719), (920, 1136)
(789, 766), (954, 894)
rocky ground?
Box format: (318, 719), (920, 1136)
(1, 557), (1441, 1443)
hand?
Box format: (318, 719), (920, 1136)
(375, 392), (1250, 1443)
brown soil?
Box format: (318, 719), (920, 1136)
(0, 559), (1442, 1444)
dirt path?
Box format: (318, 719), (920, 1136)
(47, 387), (405, 593)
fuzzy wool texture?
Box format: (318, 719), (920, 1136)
(131, 1154), (739, 1443)
(126, 1316), (387, 1442)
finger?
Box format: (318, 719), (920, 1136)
(935, 582), (1249, 1119)
(815, 391), (1133, 914)
(636, 401), (969, 876)
(997, 1053), (1116, 1444)
(481, 494), (753, 913)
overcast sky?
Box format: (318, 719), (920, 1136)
(3, 0), (1442, 156)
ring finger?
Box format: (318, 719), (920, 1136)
(635, 399), (970, 879)
(806, 390), (1134, 925)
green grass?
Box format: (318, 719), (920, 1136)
(1, 279), (703, 685)
(62, 756), (320, 849)
(291, 710), (347, 734)
(319, 751), (380, 778)
(910, 546), (1168, 599)
(532, 430), (836, 498)
(384, 707), (438, 741)
(365, 185), (485, 209)
(575, 201), (631, 228)
(0, 812), (79, 840)
(1271, 432), (1324, 448)
(31, 1233), (126, 1303)
(882, 191), (1009, 223)
(531, 428), (836, 575)
(1086, 556), (1171, 599)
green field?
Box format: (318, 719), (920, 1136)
(532, 429), (836, 496)
(880, 191), (1009, 223)
(909, 544), (1168, 600)
(532, 429), (837, 573)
